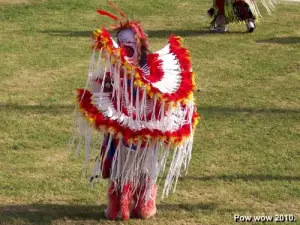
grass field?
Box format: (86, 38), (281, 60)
(0, 0), (300, 224)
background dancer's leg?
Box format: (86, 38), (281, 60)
(212, 0), (227, 32)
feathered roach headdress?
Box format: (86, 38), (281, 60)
(97, 1), (149, 57)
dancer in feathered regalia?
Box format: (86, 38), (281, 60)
(73, 1), (199, 221)
(207, 0), (277, 32)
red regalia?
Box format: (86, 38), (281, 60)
(72, 1), (199, 220)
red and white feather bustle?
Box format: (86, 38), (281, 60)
(72, 28), (199, 199)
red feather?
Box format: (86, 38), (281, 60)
(107, 0), (127, 18)
(97, 10), (118, 21)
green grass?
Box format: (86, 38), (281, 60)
(1, 0), (300, 224)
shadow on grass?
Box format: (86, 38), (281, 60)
(0, 204), (106, 224)
(41, 28), (245, 38)
(1, 103), (300, 115)
(180, 174), (300, 182)
(158, 202), (217, 212)
(257, 36), (300, 44)
(0, 202), (216, 224)
(0, 103), (74, 115)
(147, 29), (245, 38)
(198, 105), (300, 115)
(41, 30), (93, 37)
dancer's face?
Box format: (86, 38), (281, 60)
(117, 28), (138, 63)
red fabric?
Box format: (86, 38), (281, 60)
(132, 184), (157, 219)
(106, 182), (157, 220)
(120, 183), (132, 220)
(107, 182), (119, 220)
(216, 0), (225, 14)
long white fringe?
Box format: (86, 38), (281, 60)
(73, 43), (196, 200)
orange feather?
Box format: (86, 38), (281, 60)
(97, 10), (118, 21)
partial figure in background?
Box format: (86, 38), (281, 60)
(72, 0), (199, 221)
(207, 0), (277, 32)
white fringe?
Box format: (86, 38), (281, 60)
(245, 0), (277, 18)
(73, 44), (197, 200)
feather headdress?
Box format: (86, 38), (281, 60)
(97, 1), (149, 52)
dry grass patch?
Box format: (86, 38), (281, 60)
(0, 0), (46, 4)
(0, 0), (29, 4)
